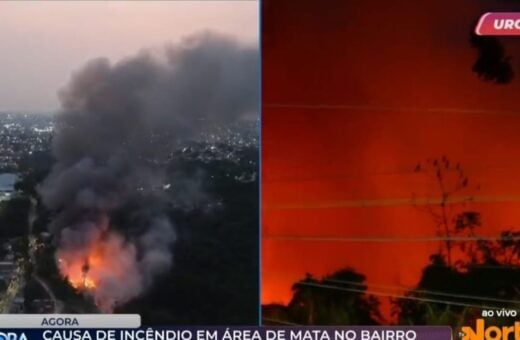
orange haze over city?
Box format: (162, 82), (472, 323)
(261, 0), (520, 315)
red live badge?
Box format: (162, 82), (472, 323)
(475, 12), (520, 36)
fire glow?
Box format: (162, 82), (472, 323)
(59, 256), (99, 292)
(56, 217), (141, 312)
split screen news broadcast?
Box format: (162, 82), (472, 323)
(0, 1), (519, 339)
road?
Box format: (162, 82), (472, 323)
(0, 261), (24, 313)
(28, 197), (63, 313)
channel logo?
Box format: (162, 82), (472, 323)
(0, 333), (28, 340)
(461, 319), (520, 340)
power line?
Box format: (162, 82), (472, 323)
(262, 278), (520, 325)
(263, 163), (520, 184)
(262, 317), (300, 326)
(322, 278), (518, 305)
(264, 103), (520, 116)
(295, 281), (518, 310)
(263, 234), (520, 243)
(431, 263), (520, 270)
(264, 194), (520, 210)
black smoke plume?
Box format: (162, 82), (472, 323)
(38, 32), (258, 311)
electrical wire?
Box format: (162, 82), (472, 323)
(263, 234), (520, 242)
(321, 278), (518, 305)
(295, 281), (517, 310)
(264, 194), (520, 210)
(264, 103), (520, 116)
(262, 317), (301, 326)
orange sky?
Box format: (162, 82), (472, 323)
(261, 0), (520, 315)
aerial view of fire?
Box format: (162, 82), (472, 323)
(0, 1), (258, 324)
(37, 33), (258, 313)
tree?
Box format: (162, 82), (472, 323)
(265, 268), (381, 325)
(0, 197), (31, 239)
(470, 32), (514, 84)
(395, 247), (520, 328)
(413, 157), (480, 266)
(398, 159), (520, 329)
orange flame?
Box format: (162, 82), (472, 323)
(69, 275), (97, 291)
(57, 217), (139, 312)
(58, 239), (109, 292)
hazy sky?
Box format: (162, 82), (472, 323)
(0, 1), (258, 112)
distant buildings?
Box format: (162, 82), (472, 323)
(0, 112), (53, 171)
(0, 173), (16, 201)
(0, 113), (55, 313)
(9, 296), (24, 313)
(0, 260), (16, 282)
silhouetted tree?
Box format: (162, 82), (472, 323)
(264, 268), (381, 325)
(400, 160), (520, 329)
(395, 243), (520, 328)
(413, 157), (479, 266)
(470, 33), (514, 84)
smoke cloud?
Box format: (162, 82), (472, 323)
(38, 32), (258, 311)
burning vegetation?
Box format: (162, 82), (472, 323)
(56, 215), (143, 312)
